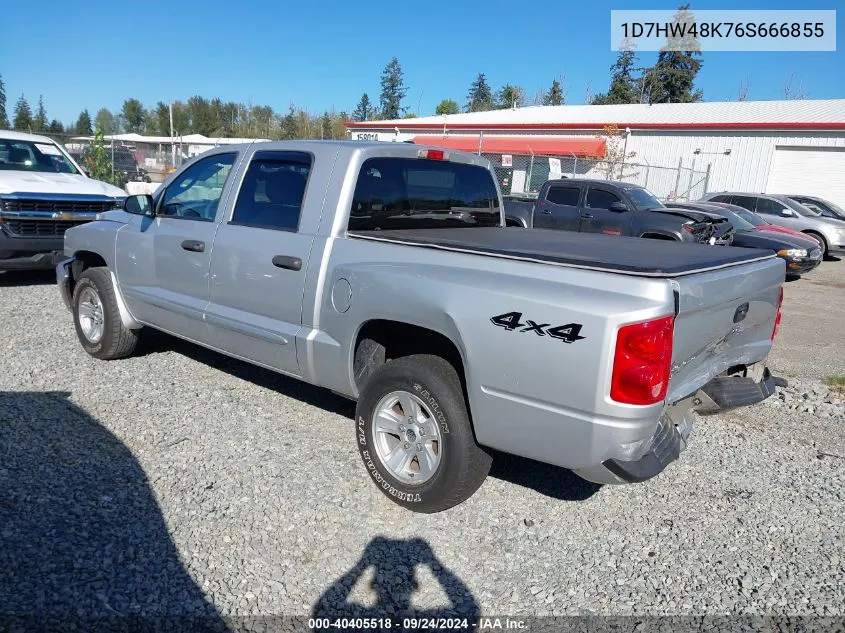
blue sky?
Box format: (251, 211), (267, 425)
(1, 0), (842, 125)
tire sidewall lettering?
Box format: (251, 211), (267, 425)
(359, 418), (422, 503)
(412, 382), (450, 435)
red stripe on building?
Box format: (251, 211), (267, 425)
(412, 135), (607, 158)
(348, 121), (845, 131)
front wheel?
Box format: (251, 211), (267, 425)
(803, 232), (828, 259)
(72, 267), (139, 360)
(355, 354), (492, 513)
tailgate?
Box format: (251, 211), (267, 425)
(666, 255), (785, 403)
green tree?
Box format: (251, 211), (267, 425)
(281, 104), (299, 139)
(435, 98), (460, 115)
(154, 102), (170, 137)
(543, 79), (564, 106)
(0, 74), (9, 129)
(47, 119), (64, 134)
(95, 108), (117, 134)
(352, 93), (373, 122)
(591, 45), (639, 105)
(33, 95), (48, 132)
(75, 109), (93, 135)
(642, 4), (703, 103)
(121, 98), (145, 133)
(495, 84), (525, 109)
(379, 57), (407, 119)
(83, 127), (119, 185)
(466, 73), (493, 112)
(13, 94), (32, 131)
(320, 111), (333, 139)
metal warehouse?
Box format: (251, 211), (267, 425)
(346, 99), (845, 207)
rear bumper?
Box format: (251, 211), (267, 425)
(576, 367), (785, 485)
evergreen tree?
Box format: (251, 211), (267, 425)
(591, 45), (639, 105)
(495, 84), (525, 109)
(642, 4), (703, 103)
(33, 95), (48, 132)
(13, 94), (33, 131)
(95, 108), (116, 134)
(320, 111), (332, 139)
(435, 99), (460, 115)
(352, 93), (373, 122)
(121, 98), (145, 133)
(465, 73), (494, 112)
(47, 119), (64, 134)
(75, 109), (93, 135)
(379, 57), (407, 119)
(154, 102), (171, 137)
(0, 74), (9, 129)
(543, 79), (564, 106)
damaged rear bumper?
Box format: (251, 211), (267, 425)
(576, 365), (786, 485)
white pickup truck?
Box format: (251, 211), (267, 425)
(0, 130), (126, 271)
(57, 141), (786, 512)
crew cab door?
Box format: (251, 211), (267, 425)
(532, 183), (582, 231)
(579, 186), (633, 236)
(204, 149), (317, 376)
(114, 151), (238, 343)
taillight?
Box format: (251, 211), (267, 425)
(418, 149), (446, 160)
(610, 315), (675, 406)
(771, 287), (784, 340)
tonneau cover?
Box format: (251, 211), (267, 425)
(349, 227), (774, 278)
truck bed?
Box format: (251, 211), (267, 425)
(349, 227), (774, 278)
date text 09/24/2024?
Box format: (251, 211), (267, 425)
(308, 617), (526, 630)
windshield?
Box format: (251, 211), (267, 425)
(625, 186), (665, 210)
(349, 157), (501, 231)
(798, 198), (845, 220)
(718, 209), (756, 232)
(0, 138), (80, 174)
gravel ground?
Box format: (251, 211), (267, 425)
(0, 259), (843, 624)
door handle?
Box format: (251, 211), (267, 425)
(181, 240), (205, 252)
(581, 213), (594, 219)
(272, 255), (302, 271)
(539, 209), (553, 215)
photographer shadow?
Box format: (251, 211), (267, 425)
(312, 536), (479, 628)
(0, 391), (226, 632)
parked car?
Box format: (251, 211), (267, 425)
(783, 195), (845, 222)
(0, 130), (127, 271)
(57, 141), (786, 512)
(703, 202), (810, 239)
(665, 202), (822, 277)
(701, 192), (845, 258)
(505, 179), (731, 244)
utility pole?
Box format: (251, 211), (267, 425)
(169, 103), (175, 167)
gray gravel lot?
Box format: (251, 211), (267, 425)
(0, 259), (843, 623)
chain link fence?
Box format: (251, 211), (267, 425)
(40, 132), (192, 187)
(486, 152), (711, 202)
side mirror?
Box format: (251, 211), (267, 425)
(124, 194), (155, 217)
(780, 208), (796, 217)
(608, 201), (629, 213)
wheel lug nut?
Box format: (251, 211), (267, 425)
(404, 443), (410, 450)
(399, 424), (405, 431)
(416, 443), (422, 452)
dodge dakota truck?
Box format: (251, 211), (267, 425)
(57, 141), (786, 512)
(1, 130), (127, 271)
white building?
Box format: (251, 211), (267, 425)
(346, 99), (845, 206)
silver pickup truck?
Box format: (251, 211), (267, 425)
(57, 141), (786, 512)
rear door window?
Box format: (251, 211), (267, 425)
(731, 195), (758, 212)
(708, 194), (732, 203)
(231, 151), (312, 231)
(545, 186), (580, 206)
(348, 157), (500, 231)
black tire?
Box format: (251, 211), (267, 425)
(72, 267), (139, 360)
(803, 231), (828, 259)
(355, 354), (492, 513)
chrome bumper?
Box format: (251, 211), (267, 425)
(56, 257), (74, 311)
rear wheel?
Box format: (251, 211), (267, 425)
(72, 267), (139, 360)
(355, 354), (492, 513)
